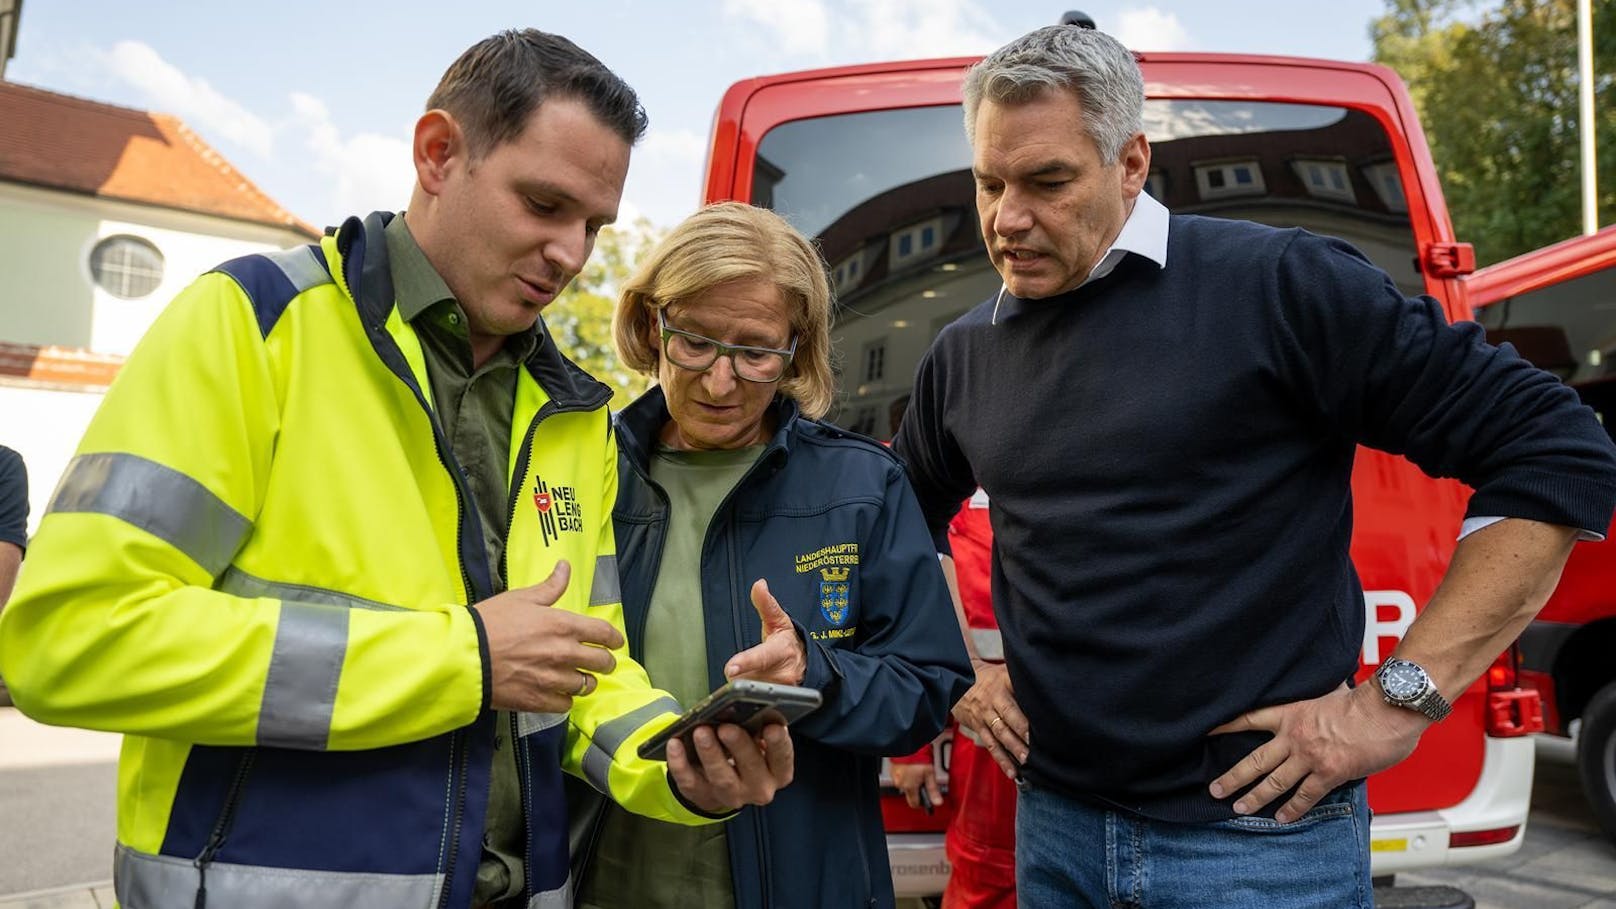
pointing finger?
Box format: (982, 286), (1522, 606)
(750, 579), (793, 634)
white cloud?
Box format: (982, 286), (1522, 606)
(289, 92), (415, 219)
(622, 127), (709, 229)
(722, 0), (997, 64)
(96, 41), (275, 159)
(1114, 7), (1192, 53)
(723, 0), (832, 56)
(841, 0), (1000, 60)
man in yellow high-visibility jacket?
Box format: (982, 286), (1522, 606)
(0, 29), (799, 909)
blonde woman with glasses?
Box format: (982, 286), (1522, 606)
(569, 201), (971, 909)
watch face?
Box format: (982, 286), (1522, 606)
(1380, 661), (1428, 701)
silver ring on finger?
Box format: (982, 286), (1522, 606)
(574, 672), (592, 697)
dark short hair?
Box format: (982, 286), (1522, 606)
(427, 29), (648, 156)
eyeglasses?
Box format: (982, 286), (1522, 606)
(658, 309), (797, 383)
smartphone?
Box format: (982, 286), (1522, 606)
(637, 679), (822, 761)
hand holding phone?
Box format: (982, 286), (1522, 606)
(638, 679), (822, 761)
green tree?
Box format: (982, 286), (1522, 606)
(1372, 0), (1616, 265)
(543, 217), (665, 410)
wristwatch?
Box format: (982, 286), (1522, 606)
(1374, 658), (1453, 722)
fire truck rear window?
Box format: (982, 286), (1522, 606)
(1475, 274), (1616, 440)
(752, 100), (1418, 436)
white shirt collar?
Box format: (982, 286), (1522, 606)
(1087, 189), (1169, 284)
(991, 190), (1170, 324)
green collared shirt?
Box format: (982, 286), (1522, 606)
(575, 444), (762, 909)
(384, 213), (535, 905)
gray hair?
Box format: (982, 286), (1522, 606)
(962, 25), (1144, 164)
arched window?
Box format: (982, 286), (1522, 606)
(89, 235), (165, 299)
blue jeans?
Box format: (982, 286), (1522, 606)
(1015, 781), (1372, 908)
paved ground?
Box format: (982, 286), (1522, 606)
(0, 709), (118, 900)
(1400, 737), (1616, 909)
(1, 713), (1611, 908)
(0, 885), (114, 909)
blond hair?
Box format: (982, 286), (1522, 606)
(614, 202), (835, 418)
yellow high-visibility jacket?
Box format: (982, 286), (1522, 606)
(0, 212), (704, 909)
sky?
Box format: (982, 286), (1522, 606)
(9, 0), (1391, 233)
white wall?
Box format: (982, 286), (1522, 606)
(0, 383), (106, 537)
(0, 185), (311, 541)
(0, 182), (312, 356)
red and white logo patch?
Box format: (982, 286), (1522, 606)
(531, 475), (581, 545)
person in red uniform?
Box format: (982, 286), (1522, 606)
(888, 398), (1017, 909)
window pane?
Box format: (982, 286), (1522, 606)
(90, 235), (165, 299)
(752, 100), (1418, 435)
(1475, 272), (1616, 441)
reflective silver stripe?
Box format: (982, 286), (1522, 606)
(218, 566), (406, 612)
(971, 627), (1004, 662)
(264, 244), (332, 293)
(259, 601), (349, 750)
(115, 842), (444, 909)
(589, 554), (620, 607)
(582, 697), (680, 794)
(49, 452), (250, 577)
(516, 710), (569, 738)
(528, 875), (573, 909)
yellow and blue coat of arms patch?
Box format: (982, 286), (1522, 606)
(819, 566), (852, 626)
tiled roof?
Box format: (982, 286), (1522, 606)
(0, 81), (318, 237)
(0, 341), (122, 389)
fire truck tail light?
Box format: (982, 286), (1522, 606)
(1487, 662), (1512, 689)
(1487, 647), (1518, 689)
(1450, 825), (1519, 848)
(1485, 689), (1544, 737)
(1482, 646), (1543, 737)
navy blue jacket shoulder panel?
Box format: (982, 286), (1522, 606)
(210, 244), (332, 339)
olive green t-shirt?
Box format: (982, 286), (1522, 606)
(576, 443), (763, 909)
(384, 214), (535, 905)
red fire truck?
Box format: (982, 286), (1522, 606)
(1462, 228), (1616, 844)
(701, 40), (1548, 897)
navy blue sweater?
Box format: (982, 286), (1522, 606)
(894, 215), (1616, 822)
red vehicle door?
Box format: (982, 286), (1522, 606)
(704, 52), (1542, 891)
(1464, 228), (1616, 841)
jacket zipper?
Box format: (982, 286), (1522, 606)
(390, 381), (482, 909)
(500, 400), (608, 900)
(368, 326), (490, 909)
(192, 750), (256, 909)
(622, 445), (672, 660)
(621, 418), (781, 906)
(416, 401), (479, 909)
(573, 426), (669, 893)
(436, 731), (469, 909)
(498, 403), (556, 588)
(515, 711), (534, 904)
(727, 519), (773, 908)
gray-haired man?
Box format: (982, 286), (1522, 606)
(894, 24), (1616, 907)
